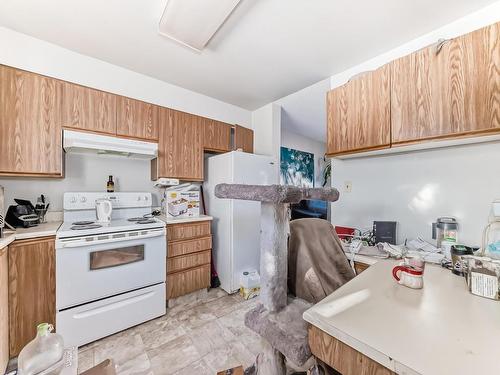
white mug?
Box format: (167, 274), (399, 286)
(392, 265), (424, 289)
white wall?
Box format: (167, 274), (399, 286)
(328, 3), (500, 246)
(276, 78), (330, 142)
(332, 142), (500, 246)
(281, 129), (326, 187)
(0, 27), (251, 127)
(0, 153), (162, 211)
(252, 103), (282, 182)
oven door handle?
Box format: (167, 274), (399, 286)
(72, 290), (156, 319)
(59, 229), (166, 248)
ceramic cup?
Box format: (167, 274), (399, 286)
(404, 255), (425, 270)
(392, 265), (424, 289)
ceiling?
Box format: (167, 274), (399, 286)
(0, 0), (497, 112)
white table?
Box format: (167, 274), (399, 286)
(304, 260), (500, 374)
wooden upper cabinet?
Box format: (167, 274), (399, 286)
(391, 22), (500, 144)
(233, 125), (254, 153)
(202, 119), (231, 152)
(327, 65), (391, 156)
(61, 81), (117, 135)
(116, 97), (159, 141)
(8, 237), (56, 357)
(153, 109), (203, 181)
(0, 66), (63, 177)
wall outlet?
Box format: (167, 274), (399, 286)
(344, 181), (352, 193)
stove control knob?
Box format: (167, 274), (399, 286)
(137, 196), (142, 201)
(70, 196), (77, 203)
(80, 197), (87, 203)
(144, 196), (149, 201)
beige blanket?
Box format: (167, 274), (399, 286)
(288, 218), (355, 303)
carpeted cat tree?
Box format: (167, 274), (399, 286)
(215, 184), (340, 375)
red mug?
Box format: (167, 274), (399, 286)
(392, 265), (424, 289)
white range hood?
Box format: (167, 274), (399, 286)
(63, 130), (158, 160)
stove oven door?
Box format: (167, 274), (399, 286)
(56, 228), (166, 310)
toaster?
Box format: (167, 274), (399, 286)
(6, 199), (40, 228)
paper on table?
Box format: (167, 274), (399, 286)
(407, 238), (440, 253)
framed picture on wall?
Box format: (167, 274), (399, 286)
(280, 147), (314, 187)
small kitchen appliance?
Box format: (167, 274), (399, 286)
(432, 217), (458, 248)
(95, 198), (113, 223)
(165, 184), (200, 218)
(56, 192), (166, 348)
(5, 199), (40, 228)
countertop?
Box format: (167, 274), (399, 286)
(0, 221), (62, 249)
(303, 260), (500, 374)
(158, 215), (213, 225)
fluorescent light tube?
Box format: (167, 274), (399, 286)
(159, 0), (241, 52)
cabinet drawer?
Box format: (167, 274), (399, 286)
(168, 236), (212, 258)
(167, 264), (210, 299)
(167, 250), (211, 274)
(167, 221), (211, 242)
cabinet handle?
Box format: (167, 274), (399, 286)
(435, 38), (450, 55)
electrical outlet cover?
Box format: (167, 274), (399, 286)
(344, 181), (352, 193)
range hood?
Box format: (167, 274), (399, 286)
(63, 130), (158, 160)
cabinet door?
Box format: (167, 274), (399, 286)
(8, 237), (56, 357)
(166, 264), (211, 299)
(203, 119), (231, 152)
(0, 247), (8, 372)
(61, 81), (117, 135)
(116, 97), (159, 141)
(233, 125), (254, 153)
(326, 65), (391, 156)
(391, 22), (500, 143)
(0, 66), (63, 177)
(155, 109), (203, 181)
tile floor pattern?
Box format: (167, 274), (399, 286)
(77, 289), (263, 375)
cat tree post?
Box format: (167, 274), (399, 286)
(260, 202), (288, 312)
(215, 184), (340, 375)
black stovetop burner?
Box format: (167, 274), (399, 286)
(70, 224), (102, 230)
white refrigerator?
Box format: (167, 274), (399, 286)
(204, 151), (277, 293)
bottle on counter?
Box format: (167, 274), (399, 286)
(17, 323), (64, 375)
(107, 175), (115, 193)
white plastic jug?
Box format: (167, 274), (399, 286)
(18, 323), (64, 375)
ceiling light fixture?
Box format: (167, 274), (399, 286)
(159, 0), (241, 52)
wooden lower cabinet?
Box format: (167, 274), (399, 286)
(0, 247), (9, 373)
(354, 261), (370, 275)
(167, 221), (211, 242)
(166, 221), (212, 300)
(167, 264), (211, 299)
(309, 325), (395, 375)
(8, 237), (56, 357)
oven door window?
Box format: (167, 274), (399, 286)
(90, 245), (145, 270)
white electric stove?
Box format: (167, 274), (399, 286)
(56, 192), (166, 348)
